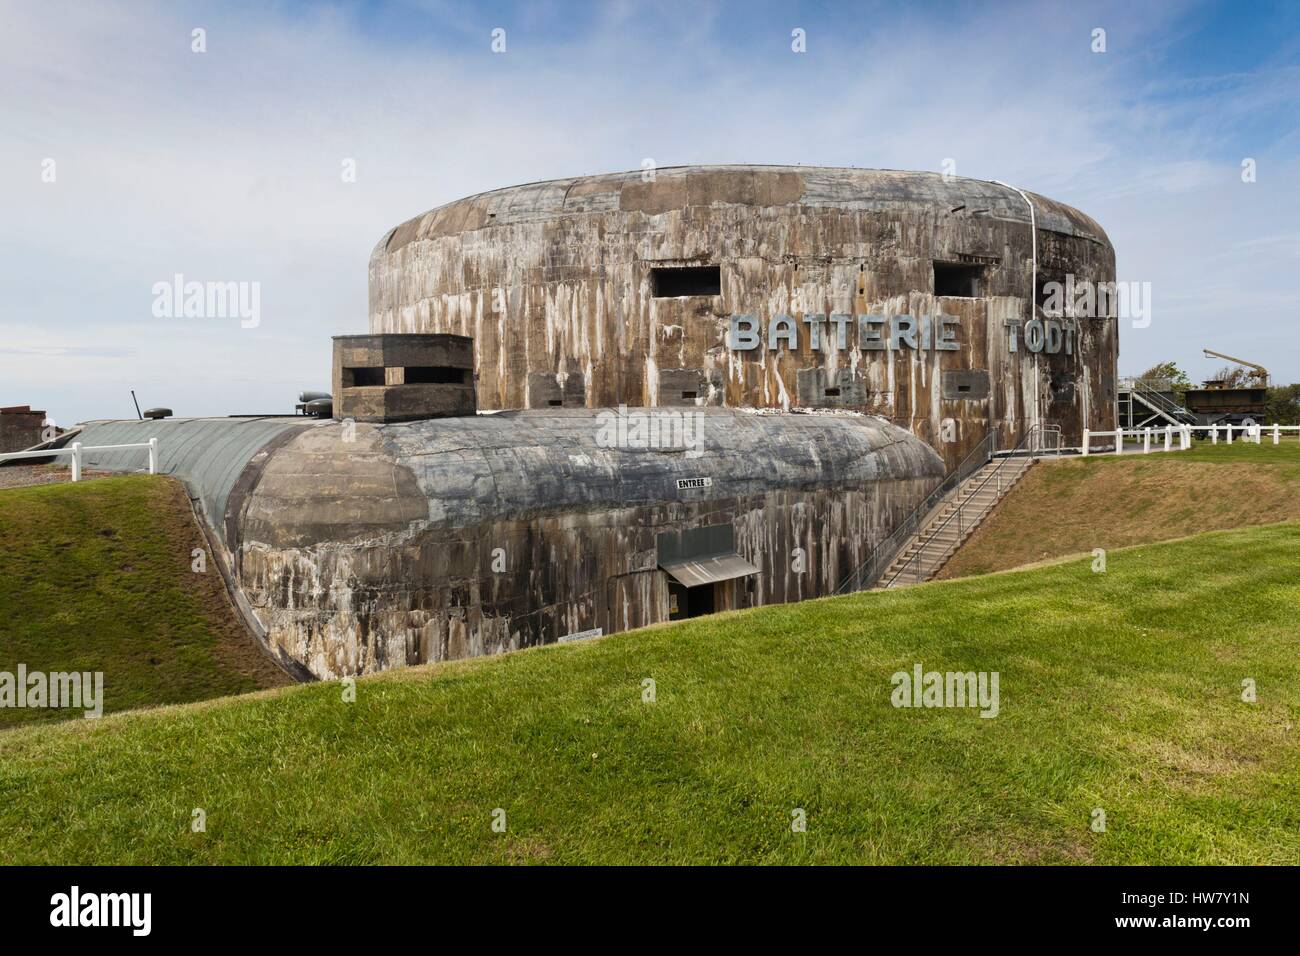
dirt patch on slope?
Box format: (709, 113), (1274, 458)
(0, 464), (112, 489)
(152, 477), (295, 689)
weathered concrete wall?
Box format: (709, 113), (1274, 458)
(369, 166), (1118, 468)
(232, 409), (942, 678)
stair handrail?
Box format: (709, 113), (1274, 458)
(1034, 423), (1062, 455)
(834, 430), (997, 595)
(1127, 378), (1195, 421)
(880, 422), (1044, 589)
(1120, 376), (1175, 392)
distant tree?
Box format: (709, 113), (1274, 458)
(1137, 361), (1193, 401)
(1266, 384), (1300, 424)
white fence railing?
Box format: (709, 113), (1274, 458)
(1082, 424), (1300, 456)
(0, 438), (159, 481)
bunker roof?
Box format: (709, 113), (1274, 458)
(69, 409), (944, 539)
(379, 165), (1109, 257)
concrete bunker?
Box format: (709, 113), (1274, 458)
(62, 166), (1118, 681)
(232, 408), (943, 678)
(370, 165), (1118, 470)
(67, 407), (943, 680)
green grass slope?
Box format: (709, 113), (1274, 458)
(2, 520), (1297, 864)
(0, 475), (290, 728)
(940, 439), (1300, 579)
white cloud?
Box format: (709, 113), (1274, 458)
(1, 0), (1296, 423)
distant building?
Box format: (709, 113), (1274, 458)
(0, 405), (48, 453)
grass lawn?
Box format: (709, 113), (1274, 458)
(0, 475), (290, 728)
(1, 519), (1296, 864)
(940, 439), (1300, 579)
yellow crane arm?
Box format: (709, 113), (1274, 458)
(1202, 349), (1269, 383)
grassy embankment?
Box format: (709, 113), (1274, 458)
(1, 516), (1296, 864)
(939, 439), (1300, 579)
(0, 475), (290, 729)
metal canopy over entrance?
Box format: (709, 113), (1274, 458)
(660, 552), (760, 588)
(656, 523), (759, 591)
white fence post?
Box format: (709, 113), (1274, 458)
(1226, 424), (1233, 444)
(1274, 424), (1281, 445)
(1163, 426), (1171, 452)
(0, 437), (161, 479)
(1143, 427), (1151, 454)
(1115, 430), (1124, 455)
(1082, 429), (1090, 456)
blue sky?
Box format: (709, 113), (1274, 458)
(2, 0), (1297, 425)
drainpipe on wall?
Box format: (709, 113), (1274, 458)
(992, 180), (1040, 442)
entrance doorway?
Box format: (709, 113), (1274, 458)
(668, 581), (716, 620)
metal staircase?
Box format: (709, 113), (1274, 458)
(879, 455), (1034, 587)
(1118, 378), (1198, 428)
(835, 423), (1055, 594)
